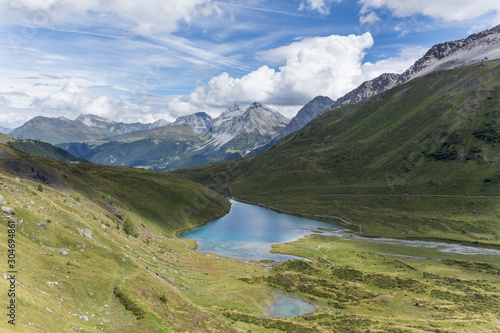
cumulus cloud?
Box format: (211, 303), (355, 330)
(359, 0), (500, 23)
(181, 33), (375, 108)
(0, 0), (217, 35)
(32, 80), (121, 119)
(298, 0), (340, 15)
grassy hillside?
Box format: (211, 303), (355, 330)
(0, 143), (240, 332)
(0, 134), (88, 163)
(174, 60), (500, 247)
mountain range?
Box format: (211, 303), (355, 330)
(0, 126), (12, 134)
(253, 24), (500, 148)
(10, 114), (170, 145)
(56, 102), (289, 171)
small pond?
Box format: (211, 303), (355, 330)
(267, 295), (316, 318)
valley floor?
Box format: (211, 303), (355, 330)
(0, 167), (498, 332)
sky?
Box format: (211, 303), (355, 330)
(1, 0), (500, 128)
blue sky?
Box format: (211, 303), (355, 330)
(0, 0), (499, 127)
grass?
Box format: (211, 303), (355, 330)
(0, 145), (498, 331)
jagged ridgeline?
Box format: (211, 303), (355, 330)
(174, 60), (500, 245)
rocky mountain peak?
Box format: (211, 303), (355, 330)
(151, 119), (170, 128)
(227, 103), (242, 113)
(398, 24), (500, 84)
(251, 95), (334, 154)
(209, 101), (289, 147)
(173, 112), (213, 133)
(248, 101), (265, 110)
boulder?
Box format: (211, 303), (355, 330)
(0, 195), (6, 205)
(1, 206), (15, 215)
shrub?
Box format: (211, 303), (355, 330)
(123, 218), (139, 238)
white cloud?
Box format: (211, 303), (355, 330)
(359, 0), (500, 23)
(360, 11), (379, 24)
(361, 46), (426, 79)
(32, 80), (121, 119)
(0, 0), (217, 35)
(298, 0), (340, 15)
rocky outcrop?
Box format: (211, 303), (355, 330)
(1, 206), (15, 215)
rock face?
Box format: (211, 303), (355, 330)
(397, 24), (500, 84)
(75, 114), (111, 128)
(1, 206), (15, 215)
(173, 112), (213, 133)
(248, 96), (335, 156)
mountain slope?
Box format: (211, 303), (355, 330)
(397, 24), (500, 83)
(250, 96), (334, 156)
(174, 60), (500, 246)
(11, 114), (169, 145)
(279, 96), (334, 137)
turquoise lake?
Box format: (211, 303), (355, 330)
(181, 200), (342, 262)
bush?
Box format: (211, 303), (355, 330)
(123, 218), (139, 238)
(473, 125), (500, 142)
(36, 184), (43, 192)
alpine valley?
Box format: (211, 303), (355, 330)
(1, 24), (500, 333)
